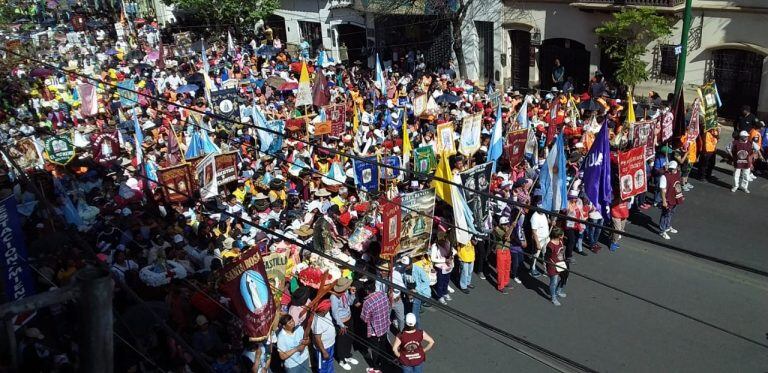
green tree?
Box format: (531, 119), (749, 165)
(596, 8), (674, 89)
(163, 0), (279, 28)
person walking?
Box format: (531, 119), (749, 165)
(330, 278), (359, 371)
(429, 233), (454, 304)
(400, 256), (431, 327)
(659, 161), (684, 240)
(546, 227), (567, 306)
(697, 127), (719, 181)
(509, 209), (527, 284)
(392, 313), (436, 373)
(312, 299), (337, 373)
(457, 236), (476, 294)
(609, 197), (630, 252)
(563, 191), (587, 259)
(493, 217), (512, 294)
(276, 314), (310, 373)
(361, 281), (390, 373)
(529, 197), (550, 278)
(731, 131), (754, 193)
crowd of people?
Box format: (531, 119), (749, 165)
(1, 8), (766, 373)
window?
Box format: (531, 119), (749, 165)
(476, 21), (494, 81)
(659, 44), (678, 77)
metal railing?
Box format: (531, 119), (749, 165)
(573, 0), (684, 6)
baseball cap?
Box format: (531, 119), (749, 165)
(739, 130), (749, 137)
(405, 313), (417, 327)
(667, 160), (678, 169)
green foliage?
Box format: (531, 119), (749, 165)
(164, 0), (279, 26)
(596, 8), (674, 88)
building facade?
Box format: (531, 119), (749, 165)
(459, 0), (768, 117)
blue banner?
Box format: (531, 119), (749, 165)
(381, 156), (401, 180)
(265, 120), (285, 155)
(118, 79), (138, 107)
(354, 156), (379, 192)
(0, 196), (35, 302)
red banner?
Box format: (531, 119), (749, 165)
(684, 98), (702, 150)
(659, 111), (674, 143)
(91, 132), (121, 166)
(326, 103), (346, 137)
(504, 129), (529, 167)
(632, 120), (656, 160)
(618, 146), (647, 200)
(218, 249), (276, 341)
(156, 163), (193, 203)
(380, 196), (402, 259)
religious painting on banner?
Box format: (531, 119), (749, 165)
(435, 122), (456, 155)
(326, 104), (346, 136)
(10, 137), (43, 170)
(156, 163), (193, 203)
(458, 113), (482, 156)
(460, 162), (493, 232)
(91, 132), (121, 166)
(413, 146), (436, 174)
(488, 91), (501, 109)
(632, 120), (656, 160)
(211, 88), (240, 117)
(618, 146), (647, 200)
(314, 121), (332, 136)
(262, 252), (288, 303)
(44, 135), (76, 165)
(698, 82), (721, 131)
(685, 98), (703, 150)
(413, 94), (427, 117)
(218, 249), (276, 340)
(353, 156), (379, 192)
(505, 129), (528, 167)
(214, 152), (239, 185)
(285, 118), (305, 133)
(659, 110), (674, 143)
(379, 196), (402, 258)
(400, 189), (436, 257)
(195, 153), (218, 200)
(380, 156), (401, 180)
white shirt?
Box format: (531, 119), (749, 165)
(311, 312), (336, 348)
(659, 175), (667, 190)
(530, 212), (550, 250)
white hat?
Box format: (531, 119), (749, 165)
(499, 216), (510, 225)
(173, 234), (184, 244)
(739, 130), (749, 137)
(405, 313), (417, 327)
(315, 188), (331, 197)
(400, 256), (411, 265)
(575, 142), (584, 149)
(667, 160), (678, 169)
(25, 328), (44, 340)
(195, 314), (208, 326)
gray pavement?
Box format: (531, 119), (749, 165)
(339, 127), (768, 372)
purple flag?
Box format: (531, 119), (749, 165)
(583, 119), (613, 218)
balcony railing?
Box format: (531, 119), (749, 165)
(573, 0), (684, 6)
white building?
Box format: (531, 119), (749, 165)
(459, 0), (768, 118)
(269, 0), (767, 117)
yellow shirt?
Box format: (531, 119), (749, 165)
(457, 241), (475, 263)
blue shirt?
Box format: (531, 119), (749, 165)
(405, 265), (431, 298)
(330, 290), (353, 327)
(277, 326), (309, 368)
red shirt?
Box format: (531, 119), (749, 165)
(611, 201), (629, 219)
(546, 241), (565, 276)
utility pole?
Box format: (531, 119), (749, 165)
(674, 0), (694, 99)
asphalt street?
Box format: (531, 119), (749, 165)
(340, 128), (768, 372)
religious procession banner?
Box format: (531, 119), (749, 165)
(459, 162), (493, 233)
(631, 120), (656, 160)
(413, 146), (436, 175)
(618, 146), (648, 200)
(211, 88), (240, 117)
(262, 252), (288, 302)
(44, 135), (76, 165)
(77, 83), (98, 117)
(314, 121), (332, 136)
(217, 249), (276, 341)
(91, 132), (121, 166)
(413, 94), (427, 117)
(353, 156), (379, 192)
(117, 79), (138, 107)
(10, 137), (44, 170)
(400, 188), (436, 257)
(458, 113), (482, 156)
(326, 103), (346, 136)
(505, 129), (528, 168)
(659, 110), (674, 143)
(380, 196), (403, 259)
(195, 153), (218, 200)
(684, 98), (703, 150)
(435, 121), (456, 155)
(380, 156), (401, 180)
(698, 82), (722, 131)
(214, 152), (239, 185)
(1, 195), (35, 304)
(156, 163), (193, 203)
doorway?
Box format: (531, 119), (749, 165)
(706, 49), (765, 119)
(336, 24), (367, 64)
(539, 38), (590, 91)
(508, 30), (530, 89)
